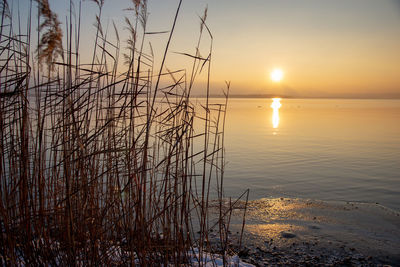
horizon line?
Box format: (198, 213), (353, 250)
(193, 94), (400, 100)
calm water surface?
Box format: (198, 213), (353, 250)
(221, 98), (400, 211)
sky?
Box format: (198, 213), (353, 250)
(16, 0), (400, 98)
(156, 0), (400, 98)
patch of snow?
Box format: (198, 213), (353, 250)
(189, 248), (255, 267)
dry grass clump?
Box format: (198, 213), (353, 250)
(0, 0), (248, 265)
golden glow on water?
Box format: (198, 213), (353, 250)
(271, 98), (282, 129)
(217, 98), (400, 210)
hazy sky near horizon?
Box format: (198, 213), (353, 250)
(159, 0), (400, 98)
(20, 0), (400, 97)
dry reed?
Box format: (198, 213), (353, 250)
(0, 0), (249, 265)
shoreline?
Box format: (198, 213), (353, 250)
(207, 197), (400, 266)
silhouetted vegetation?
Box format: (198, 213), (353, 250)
(0, 0), (248, 265)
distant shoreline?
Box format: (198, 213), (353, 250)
(193, 94), (400, 100)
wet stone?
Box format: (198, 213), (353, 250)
(238, 248), (250, 257)
(308, 224), (321, 230)
(281, 231), (297, 238)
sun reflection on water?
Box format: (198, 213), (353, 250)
(271, 98), (281, 129)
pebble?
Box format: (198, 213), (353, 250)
(203, 231), (390, 267)
(238, 248), (249, 257)
(281, 231), (296, 238)
(308, 224), (321, 230)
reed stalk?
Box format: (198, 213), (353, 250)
(0, 0), (249, 265)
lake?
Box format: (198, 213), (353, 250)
(219, 98), (400, 211)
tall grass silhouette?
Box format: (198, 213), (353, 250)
(0, 0), (248, 265)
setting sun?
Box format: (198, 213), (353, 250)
(270, 68), (284, 82)
(2, 1), (400, 265)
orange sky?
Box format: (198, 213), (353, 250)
(152, 0), (400, 98)
(47, 0), (400, 98)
